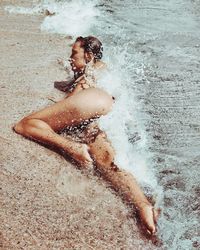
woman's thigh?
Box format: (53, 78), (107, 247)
(25, 88), (113, 132)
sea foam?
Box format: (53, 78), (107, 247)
(41, 0), (100, 37)
(5, 0), (99, 37)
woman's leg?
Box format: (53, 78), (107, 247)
(14, 118), (92, 167)
(88, 131), (159, 234)
(14, 88), (113, 167)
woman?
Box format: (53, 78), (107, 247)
(14, 36), (159, 235)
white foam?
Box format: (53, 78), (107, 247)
(40, 0), (100, 37)
(96, 51), (159, 189)
(5, 0), (99, 37)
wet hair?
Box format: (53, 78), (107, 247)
(75, 36), (103, 61)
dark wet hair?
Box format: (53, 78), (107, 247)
(75, 36), (103, 61)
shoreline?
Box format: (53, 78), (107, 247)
(0, 2), (158, 249)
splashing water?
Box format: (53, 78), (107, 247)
(5, 0), (100, 37)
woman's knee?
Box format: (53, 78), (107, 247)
(90, 88), (114, 115)
(89, 135), (115, 168)
(75, 88), (114, 116)
(14, 118), (52, 136)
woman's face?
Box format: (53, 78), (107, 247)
(69, 41), (86, 74)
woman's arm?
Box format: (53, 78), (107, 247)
(49, 75), (87, 103)
(67, 78), (90, 97)
(54, 79), (75, 92)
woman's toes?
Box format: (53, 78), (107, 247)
(76, 144), (93, 167)
(153, 208), (161, 224)
(82, 145), (92, 162)
(139, 205), (157, 235)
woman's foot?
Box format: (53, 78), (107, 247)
(138, 205), (160, 235)
(67, 142), (93, 167)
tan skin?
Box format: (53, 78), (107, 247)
(14, 40), (159, 235)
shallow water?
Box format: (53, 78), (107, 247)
(5, 0), (200, 249)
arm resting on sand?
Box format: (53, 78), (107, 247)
(54, 75), (85, 92)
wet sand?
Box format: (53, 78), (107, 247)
(0, 1), (159, 249)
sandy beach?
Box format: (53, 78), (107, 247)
(0, 1), (159, 249)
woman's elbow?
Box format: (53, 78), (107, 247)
(13, 118), (27, 135)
